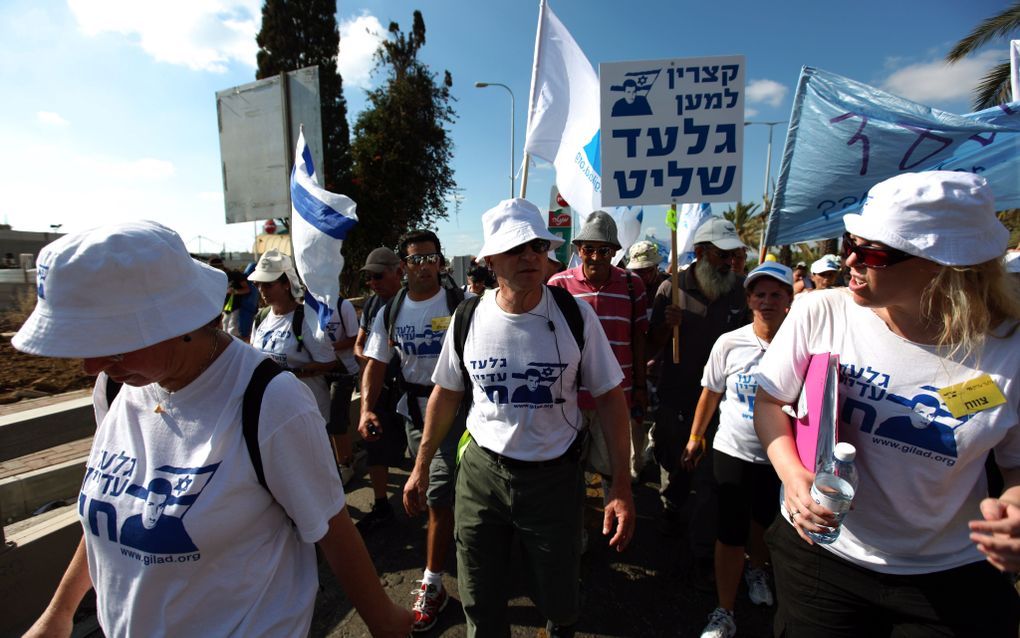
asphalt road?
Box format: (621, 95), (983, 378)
(310, 459), (776, 638)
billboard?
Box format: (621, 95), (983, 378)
(216, 66), (323, 224)
(600, 55), (745, 207)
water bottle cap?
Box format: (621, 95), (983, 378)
(834, 442), (856, 462)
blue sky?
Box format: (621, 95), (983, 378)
(0, 0), (1010, 258)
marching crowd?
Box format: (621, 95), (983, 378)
(13, 170), (1020, 638)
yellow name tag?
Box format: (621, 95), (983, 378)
(431, 316), (451, 332)
(937, 374), (1007, 419)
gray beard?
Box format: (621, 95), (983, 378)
(695, 258), (737, 302)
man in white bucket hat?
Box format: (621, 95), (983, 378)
(403, 198), (635, 638)
(15, 221), (411, 638)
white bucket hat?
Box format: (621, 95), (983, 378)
(13, 220), (227, 358)
(477, 198), (564, 260)
(247, 249), (304, 300)
(844, 171), (1008, 266)
(744, 262), (794, 289)
(811, 254), (841, 275)
(626, 240), (661, 270)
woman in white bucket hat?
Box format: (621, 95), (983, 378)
(754, 172), (1020, 636)
(15, 221), (411, 638)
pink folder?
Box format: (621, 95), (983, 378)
(792, 353), (840, 472)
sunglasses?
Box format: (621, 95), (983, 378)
(578, 244), (615, 258)
(364, 271), (386, 281)
(505, 238), (552, 256)
(708, 246), (742, 260)
(842, 232), (914, 269)
(403, 253), (441, 266)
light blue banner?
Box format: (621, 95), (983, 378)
(766, 67), (1020, 246)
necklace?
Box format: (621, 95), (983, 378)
(752, 326), (770, 352)
(155, 329), (224, 412)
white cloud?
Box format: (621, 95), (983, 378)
(37, 111), (69, 127)
(339, 13), (386, 89)
(880, 50), (1000, 104)
(67, 0), (261, 72)
(745, 106), (759, 118)
(746, 79), (787, 107)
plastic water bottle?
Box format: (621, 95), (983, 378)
(806, 442), (859, 544)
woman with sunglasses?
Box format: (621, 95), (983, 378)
(754, 171), (1020, 636)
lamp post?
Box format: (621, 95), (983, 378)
(475, 81), (515, 199)
(744, 120), (786, 261)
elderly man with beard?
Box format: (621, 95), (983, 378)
(647, 216), (749, 580)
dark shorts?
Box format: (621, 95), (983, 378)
(712, 450), (780, 547)
(326, 376), (355, 435)
(766, 517), (1020, 637)
(363, 408), (408, 467)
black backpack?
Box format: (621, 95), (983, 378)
(103, 359), (285, 495)
(452, 285), (585, 413)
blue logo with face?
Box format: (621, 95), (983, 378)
(36, 264), (49, 299)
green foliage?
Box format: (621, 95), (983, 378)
(255, 0), (352, 193)
(345, 11), (457, 292)
(721, 201), (763, 252)
(998, 208), (1020, 249)
(946, 2), (1020, 110)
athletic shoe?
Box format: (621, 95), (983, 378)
(410, 581), (448, 632)
(355, 501), (394, 535)
(338, 448), (367, 486)
(699, 607), (736, 638)
(745, 566), (774, 606)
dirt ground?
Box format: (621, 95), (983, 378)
(0, 308), (93, 404)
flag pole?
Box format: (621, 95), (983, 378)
(520, 0), (546, 200)
(667, 204), (680, 364)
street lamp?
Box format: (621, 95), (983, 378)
(744, 120), (786, 260)
(475, 81), (515, 199)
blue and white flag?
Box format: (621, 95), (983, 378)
(291, 128), (358, 332)
(676, 203), (713, 268)
(766, 67), (1020, 246)
(524, 0), (602, 217)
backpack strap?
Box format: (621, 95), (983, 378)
(243, 358), (286, 492)
(292, 304), (305, 353)
(453, 294), (483, 415)
(547, 285), (585, 353)
(445, 285), (466, 314)
(105, 377), (123, 410)
(385, 288), (408, 347)
(624, 270), (637, 326)
(254, 306), (270, 331)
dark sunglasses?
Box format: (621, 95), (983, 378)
(505, 238), (552, 255)
(842, 232), (914, 269)
(578, 244), (615, 257)
(364, 271), (386, 281)
(403, 253), (441, 266)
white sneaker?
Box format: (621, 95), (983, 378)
(700, 607), (736, 638)
(745, 566), (774, 606)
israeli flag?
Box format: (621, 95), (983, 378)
(291, 127), (358, 332)
(676, 203), (713, 268)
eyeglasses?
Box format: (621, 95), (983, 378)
(842, 232), (914, 269)
(578, 245), (615, 258)
(505, 238), (552, 256)
(364, 271), (386, 281)
(403, 253), (441, 266)
(708, 246), (741, 261)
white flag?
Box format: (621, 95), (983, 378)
(675, 203), (713, 268)
(1011, 40), (1020, 102)
(524, 0), (601, 217)
(291, 128), (358, 333)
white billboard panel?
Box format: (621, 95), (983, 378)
(600, 55), (745, 206)
(216, 66), (323, 224)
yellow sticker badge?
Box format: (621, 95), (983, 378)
(431, 316), (451, 332)
(937, 374), (1007, 419)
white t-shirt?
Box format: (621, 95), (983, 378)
(364, 289), (453, 420)
(432, 287), (624, 461)
(325, 299), (359, 375)
(82, 340), (345, 637)
(757, 289), (1020, 574)
(251, 306), (335, 419)
(701, 323), (769, 463)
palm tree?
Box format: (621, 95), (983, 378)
(721, 201), (762, 252)
(946, 2), (1020, 110)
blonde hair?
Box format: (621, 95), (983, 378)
(921, 258), (1020, 359)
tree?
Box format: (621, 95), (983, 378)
(255, 0), (352, 193)
(721, 201), (763, 252)
(946, 2), (1020, 110)
(345, 11), (457, 290)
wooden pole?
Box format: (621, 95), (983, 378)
(669, 223), (680, 364)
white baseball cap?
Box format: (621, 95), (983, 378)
(693, 216), (745, 251)
(247, 249), (304, 300)
(1004, 251), (1020, 274)
(744, 262), (794, 289)
(13, 220), (227, 358)
(477, 198), (564, 260)
(811, 255), (841, 274)
(843, 171), (1008, 266)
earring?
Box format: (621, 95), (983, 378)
(183, 334), (192, 342)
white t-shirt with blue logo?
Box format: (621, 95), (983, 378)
(251, 307), (335, 419)
(757, 288), (1020, 575)
(432, 287), (624, 461)
(82, 340), (345, 637)
(326, 299), (359, 375)
(701, 323), (769, 464)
